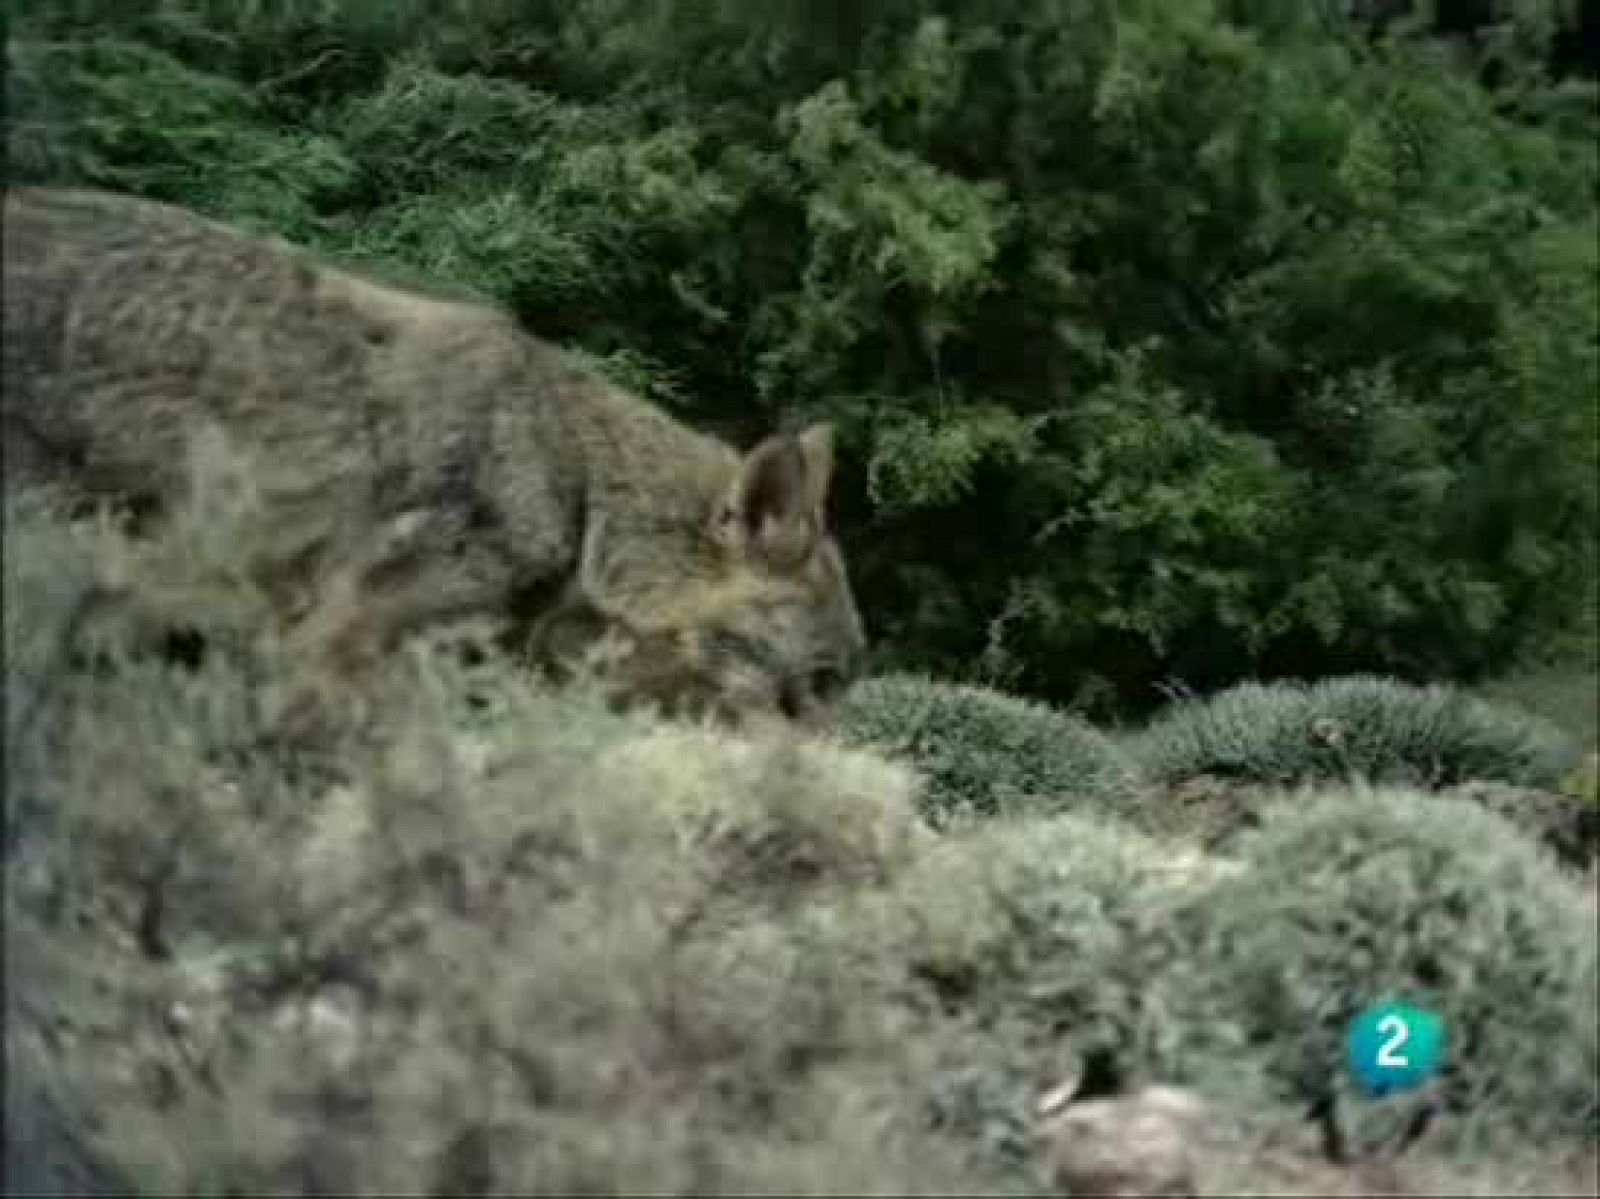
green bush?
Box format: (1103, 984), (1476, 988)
(1475, 623), (1600, 753)
(8, 0), (1596, 715)
(866, 786), (1598, 1157)
(833, 674), (1139, 825)
(874, 814), (1230, 1066)
(1129, 675), (1581, 791)
(1162, 786), (1599, 1151)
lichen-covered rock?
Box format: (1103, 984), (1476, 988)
(1044, 1085), (1207, 1197)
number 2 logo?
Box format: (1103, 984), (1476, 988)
(1347, 1002), (1442, 1097)
(1375, 1013), (1410, 1068)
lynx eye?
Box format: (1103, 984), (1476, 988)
(708, 627), (769, 667)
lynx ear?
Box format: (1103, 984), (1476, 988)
(571, 513), (642, 626)
(713, 423), (835, 569)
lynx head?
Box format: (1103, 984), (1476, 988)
(535, 423), (866, 728)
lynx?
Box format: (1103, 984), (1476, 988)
(2, 186), (866, 726)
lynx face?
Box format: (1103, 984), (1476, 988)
(534, 425), (867, 728)
(607, 540), (865, 729)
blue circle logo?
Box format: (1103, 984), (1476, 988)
(1345, 1002), (1445, 1098)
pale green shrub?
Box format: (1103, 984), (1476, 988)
(1130, 675), (1580, 791)
(835, 675), (1140, 825)
(1163, 786), (1599, 1150)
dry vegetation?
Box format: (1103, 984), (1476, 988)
(6, 438), (1598, 1196)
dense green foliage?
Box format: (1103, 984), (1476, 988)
(833, 674), (1137, 823)
(6, 0), (1597, 714)
(1130, 674), (1582, 790)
